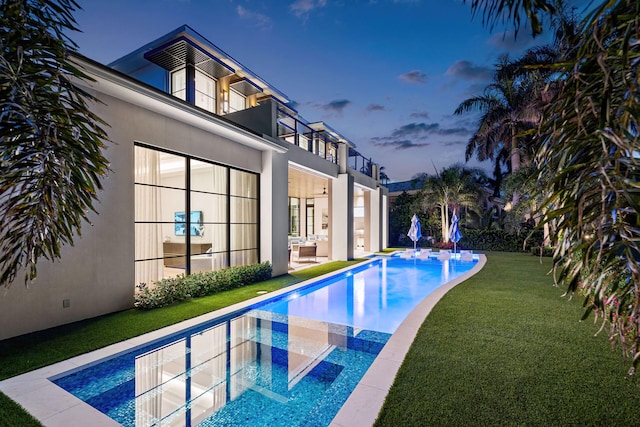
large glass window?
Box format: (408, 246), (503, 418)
(228, 89), (245, 113)
(288, 197), (300, 237)
(306, 199), (315, 236)
(134, 145), (259, 287)
(195, 70), (216, 113)
(230, 169), (259, 266)
(171, 68), (186, 100)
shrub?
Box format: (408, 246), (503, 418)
(135, 262), (272, 310)
(458, 228), (543, 252)
(433, 241), (454, 250)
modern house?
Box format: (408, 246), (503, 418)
(0, 25), (388, 340)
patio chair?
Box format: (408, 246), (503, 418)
(417, 249), (432, 260)
(460, 250), (474, 261)
(297, 244), (317, 262)
(401, 250), (414, 259)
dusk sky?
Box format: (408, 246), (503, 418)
(72, 0), (555, 182)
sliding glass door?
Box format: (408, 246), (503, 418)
(134, 144), (259, 287)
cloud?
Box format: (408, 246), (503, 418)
(486, 30), (538, 53)
(236, 5), (272, 30)
(366, 103), (387, 112)
(316, 99), (351, 114)
(410, 111), (430, 119)
(446, 60), (493, 82)
(399, 70), (427, 84)
(443, 140), (466, 147)
(371, 121), (472, 150)
(371, 139), (430, 150)
(290, 0), (327, 18)
(390, 122), (437, 139)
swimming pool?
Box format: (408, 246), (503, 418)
(50, 255), (478, 426)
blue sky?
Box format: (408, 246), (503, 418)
(72, 0), (551, 182)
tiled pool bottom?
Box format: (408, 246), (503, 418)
(52, 310), (390, 427)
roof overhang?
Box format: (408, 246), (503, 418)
(71, 54), (287, 154)
(144, 36), (235, 79)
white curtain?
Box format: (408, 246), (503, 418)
(211, 166), (228, 271)
(135, 146), (164, 287)
(230, 170), (257, 266)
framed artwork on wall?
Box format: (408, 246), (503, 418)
(174, 211), (204, 236)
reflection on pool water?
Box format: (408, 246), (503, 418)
(52, 256), (477, 426)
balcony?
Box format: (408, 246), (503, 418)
(276, 108), (339, 164)
(224, 98), (379, 180)
(348, 147), (375, 178)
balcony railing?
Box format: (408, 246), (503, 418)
(348, 147), (375, 178)
(276, 108), (339, 164)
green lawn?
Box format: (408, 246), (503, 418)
(375, 252), (640, 426)
(2, 253), (638, 426)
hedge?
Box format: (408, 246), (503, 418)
(135, 262), (273, 309)
(458, 229), (543, 252)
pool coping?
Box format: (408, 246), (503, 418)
(0, 254), (486, 427)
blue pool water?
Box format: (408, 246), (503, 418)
(52, 255), (476, 427)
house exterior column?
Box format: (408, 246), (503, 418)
(261, 150), (289, 276)
(329, 173), (353, 260)
(381, 191), (388, 249)
(367, 188), (381, 252)
(338, 143), (348, 174)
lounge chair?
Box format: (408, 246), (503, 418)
(401, 250), (415, 259)
(460, 250), (474, 261)
(437, 250), (451, 260)
(417, 249), (432, 260)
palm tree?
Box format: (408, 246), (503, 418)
(454, 55), (541, 175)
(464, 0), (640, 374)
(0, 0), (110, 288)
(417, 165), (485, 243)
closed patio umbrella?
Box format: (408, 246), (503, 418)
(449, 212), (462, 253)
(407, 214), (422, 250)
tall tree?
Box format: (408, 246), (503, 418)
(465, 0), (640, 374)
(0, 0), (110, 288)
(417, 165), (485, 243)
(389, 191), (421, 247)
(455, 55), (541, 175)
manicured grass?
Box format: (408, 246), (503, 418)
(0, 393), (40, 427)
(375, 252), (640, 426)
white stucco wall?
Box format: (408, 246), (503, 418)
(260, 150), (289, 276)
(330, 174), (354, 260)
(0, 69), (277, 340)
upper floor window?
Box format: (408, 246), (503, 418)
(228, 89), (246, 113)
(170, 68), (217, 113)
(171, 68), (186, 100)
(195, 69), (216, 113)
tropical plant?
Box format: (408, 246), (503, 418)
(465, 0), (640, 374)
(388, 190), (421, 246)
(455, 54), (542, 176)
(417, 164), (485, 243)
(0, 0), (110, 288)
(135, 262), (273, 309)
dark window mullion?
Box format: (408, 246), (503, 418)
(186, 158), (191, 275)
(227, 168), (231, 268)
